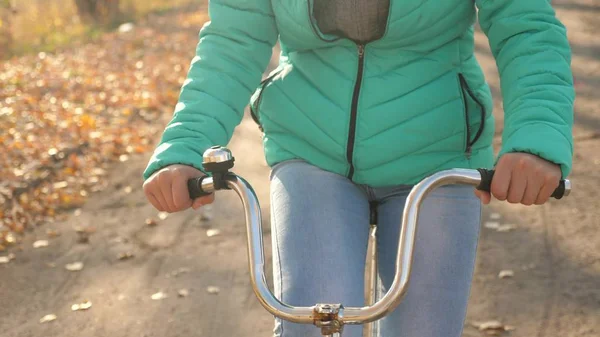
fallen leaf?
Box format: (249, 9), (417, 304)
(166, 267), (191, 278)
(151, 291), (168, 300)
(472, 320), (515, 335)
(118, 252), (135, 260)
(178, 289), (190, 297)
(39, 314), (57, 323)
(53, 181), (68, 189)
(489, 213), (501, 220)
(71, 301), (92, 311)
(484, 222), (500, 230)
(496, 224), (516, 232)
(158, 212), (168, 220)
(206, 229), (221, 237)
(206, 286), (220, 294)
(498, 270), (514, 279)
(118, 22), (135, 33)
(484, 221), (517, 233)
(0, 253), (15, 264)
(92, 168), (107, 176)
(46, 229), (60, 238)
(33, 240), (49, 248)
(65, 261), (84, 271)
(5, 233), (17, 245)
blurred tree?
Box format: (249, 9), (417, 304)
(74, 0), (121, 24)
(0, 0), (16, 58)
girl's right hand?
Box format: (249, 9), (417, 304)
(143, 164), (214, 213)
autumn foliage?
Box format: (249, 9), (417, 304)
(2, 0), (196, 58)
(0, 10), (209, 249)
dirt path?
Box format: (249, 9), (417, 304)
(0, 1), (598, 336)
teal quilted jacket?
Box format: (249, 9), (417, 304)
(143, 0), (574, 187)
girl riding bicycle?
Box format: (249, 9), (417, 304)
(142, 1), (574, 336)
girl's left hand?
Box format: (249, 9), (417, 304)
(474, 152), (562, 206)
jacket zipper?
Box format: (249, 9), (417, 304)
(347, 44), (365, 179)
(458, 74), (486, 158)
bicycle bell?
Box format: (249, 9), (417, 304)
(202, 146), (235, 173)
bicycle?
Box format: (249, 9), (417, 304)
(187, 146), (571, 337)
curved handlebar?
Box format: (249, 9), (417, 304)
(188, 168), (571, 325)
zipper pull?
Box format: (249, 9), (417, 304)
(358, 44), (365, 58)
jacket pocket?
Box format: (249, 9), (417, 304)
(250, 68), (284, 131)
(458, 73), (486, 157)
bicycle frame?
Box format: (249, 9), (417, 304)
(197, 169), (494, 336)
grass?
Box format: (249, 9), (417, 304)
(6, 0), (199, 58)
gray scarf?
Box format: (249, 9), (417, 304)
(313, 0), (390, 43)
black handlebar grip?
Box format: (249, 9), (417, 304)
(187, 176), (211, 199)
(476, 169), (569, 200)
(476, 169), (495, 195)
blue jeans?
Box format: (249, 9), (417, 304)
(270, 160), (482, 337)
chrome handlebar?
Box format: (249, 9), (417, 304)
(189, 146), (571, 326)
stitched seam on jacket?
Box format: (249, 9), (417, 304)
(261, 114), (345, 156)
(360, 95), (461, 142)
(268, 85), (346, 148)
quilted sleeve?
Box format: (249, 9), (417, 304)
(143, 0), (278, 180)
(476, 0), (575, 177)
